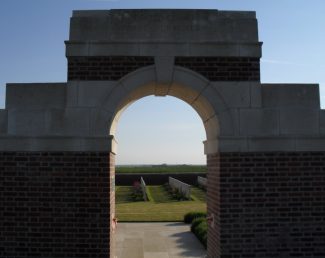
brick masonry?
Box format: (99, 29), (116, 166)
(207, 153), (221, 258)
(175, 56), (260, 81)
(1, 151), (324, 258)
(67, 56), (260, 82)
(207, 152), (325, 258)
(0, 151), (112, 258)
(109, 152), (116, 258)
(67, 56), (154, 81)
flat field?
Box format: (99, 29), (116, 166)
(116, 164), (206, 173)
(115, 185), (206, 222)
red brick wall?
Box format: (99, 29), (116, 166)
(0, 151), (112, 258)
(207, 153), (221, 257)
(67, 56), (260, 82)
(175, 56), (260, 81)
(68, 56), (154, 81)
(109, 152), (116, 258)
(207, 152), (325, 258)
(1, 151), (324, 257)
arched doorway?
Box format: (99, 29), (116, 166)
(93, 66), (235, 257)
(113, 95), (206, 257)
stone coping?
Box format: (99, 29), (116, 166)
(72, 9), (256, 18)
(65, 41), (262, 57)
(0, 136), (115, 152)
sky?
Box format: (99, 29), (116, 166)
(0, 0), (324, 164)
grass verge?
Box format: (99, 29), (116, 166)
(116, 186), (206, 222)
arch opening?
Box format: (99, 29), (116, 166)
(114, 95), (206, 165)
(113, 94), (209, 257)
(102, 66), (226, 257)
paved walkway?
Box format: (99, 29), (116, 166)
(115, 222), (207, 258)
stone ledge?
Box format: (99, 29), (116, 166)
(72, 9), (257, 19)
(65, 41), (262, 57)
(0, 136), (113, 152)
(215, 136), (325, 153)
(261, 83), (320, 109)
(295, 137), (325, 151)
(1, 135), (325, 153)
(247, 137), (296, 152)
(6, 83), (67, 109)
(0, 109), (7, 134)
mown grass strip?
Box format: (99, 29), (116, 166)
(116, 165), (206, 173)
(116, 201), (207, 222)
(115, 186), (133, 203)
(147, 185), (175, 203)
(190, 187), (207, 202)
(115, 185), (207, 222)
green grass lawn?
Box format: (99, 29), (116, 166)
(116, 185), (207, 222)
(147, 185), (175, 203)
(190, 187), (207, 202)
(116, 164), (206, 173)
(115, 186), (134, 203)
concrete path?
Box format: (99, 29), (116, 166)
(115, 222), (207, 258)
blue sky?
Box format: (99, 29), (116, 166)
(1, 0), (324, 164)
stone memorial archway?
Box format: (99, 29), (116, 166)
(0, 9), (325, 258)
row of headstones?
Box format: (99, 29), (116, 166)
(139, 176), (207, 201)
(197, 176), (207, 190)
(140, 177), (148, 201)
(169, 177), (192, 199)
